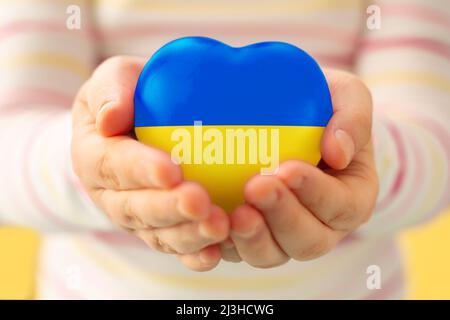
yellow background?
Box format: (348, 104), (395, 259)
(1, 209), (449, 299)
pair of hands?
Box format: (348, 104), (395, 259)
(71, 56), (378, 271)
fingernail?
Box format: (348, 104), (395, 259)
(98, 101), (116, 116)
(335, 129), (355, 164)
(230, 225), (258, 239)
(199, 221), (214, 239)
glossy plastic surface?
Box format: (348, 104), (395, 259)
(134, 37), (332, 211)
(135, 37), (332, 127)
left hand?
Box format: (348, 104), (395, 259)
(219, 69), (379, 267)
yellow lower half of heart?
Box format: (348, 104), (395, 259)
(135, 125), (325, 212)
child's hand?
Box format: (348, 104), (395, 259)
(71, 56), (229, 271)
(220, 70), (379, 267)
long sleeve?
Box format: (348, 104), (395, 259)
(355, 0), (449, 236)
(0, 1), (113, 232)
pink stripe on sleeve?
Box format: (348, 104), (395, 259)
(21, 112), (73, 230)
(359, 37), (450, 60)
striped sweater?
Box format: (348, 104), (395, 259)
(0, 0), (448, 299)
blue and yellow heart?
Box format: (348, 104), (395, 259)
(134, 37), (332, 212)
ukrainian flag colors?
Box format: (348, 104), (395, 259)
(134, 37), (332, 210)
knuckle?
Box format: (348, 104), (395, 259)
(326, 194), (359, 229)
(141, 231), (177, 254)
(118, 197), (144, 229)
(301, 177), (325, 207)
(96, 151), (121, 189)
(293, 239), (329, 261)
(158, 241), (177, 254)
(139, 232), (159, 251)
(326, 210), (357, 231)
(167, 231), (198, 254)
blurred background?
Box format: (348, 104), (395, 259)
(1, 209), (450, 299)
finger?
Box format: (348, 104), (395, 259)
(71, 133), (182, 190)
(177, 245), (222, 272)
(220, 238), (242, 263)
(277, 160), (374, 231)
(244, 175), (344, 261)
(86, 56), (146, 136)
(321, 69), (373, 169)
(95, 182), (211, 229)
(230, 204), (289, 268)
(144, 206), (229, 254)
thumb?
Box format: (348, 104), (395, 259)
(321, 70), (373, 170)
(86, 56), (146, 137)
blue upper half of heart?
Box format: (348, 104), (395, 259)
(134, 37), (333, 127)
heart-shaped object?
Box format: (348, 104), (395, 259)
(134, 37), (332, 212)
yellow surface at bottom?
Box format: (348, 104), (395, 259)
(1, 211), (449, 300)
(136, 125), (324, 212)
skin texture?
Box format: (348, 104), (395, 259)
(71, 56), (229, 271)
(71, 55), (378, 271)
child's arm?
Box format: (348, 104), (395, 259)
(354, 0), (449, 236)
(0, 0), (109, 231)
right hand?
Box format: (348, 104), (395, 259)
(71, 56), (229, 271)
